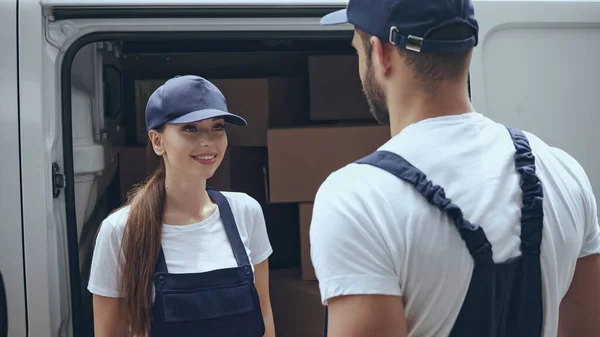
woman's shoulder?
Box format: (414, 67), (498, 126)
(97, 205), (131, 239)
(219, 191), (263, 216)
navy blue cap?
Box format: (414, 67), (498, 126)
(145, 75), (247, 131)
(320, 0), (479, 53)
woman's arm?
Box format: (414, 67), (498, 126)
(254, 259), (276, 337)
(92, 295), (127, 336)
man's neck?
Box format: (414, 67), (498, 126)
(387, 83), (474, 137)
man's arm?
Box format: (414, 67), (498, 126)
(309, 168), (407, 337)
(558, 254), (600, 337)
(327, 295), (407, 337)
(557, 150), (600, 337)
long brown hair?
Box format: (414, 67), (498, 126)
(120, 142), (166, 336)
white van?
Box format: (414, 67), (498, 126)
(1, 0), (599, 336)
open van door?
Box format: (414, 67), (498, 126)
(0, 1), (27, 337)
(33, 1), (350, 336)
(0, 273), (7, 337)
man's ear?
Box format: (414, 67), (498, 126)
(370, 36), (393, 77)
(148, 130), (165, 156)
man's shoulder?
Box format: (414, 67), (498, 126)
(523, 130), (591, 189)
(314, 156), (420, 219)
(316, 160), (391, 200)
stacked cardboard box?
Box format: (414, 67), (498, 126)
(134, 76), (308, 145)
(270, 269), (323, 337)
(308, 55), (373, 121)
(124, 54), (388, 337)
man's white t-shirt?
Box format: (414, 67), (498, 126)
(88, 191), (273, 299)
(310, 112), (600, 337)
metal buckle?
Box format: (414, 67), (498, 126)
(406, 35), (424, 52)
(389, 26), (399, 45)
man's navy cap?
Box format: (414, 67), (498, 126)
(145, 75), (247, 131)
(320, 0), (479, 53)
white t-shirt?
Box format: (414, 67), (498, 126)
(310, 112), (600, 337)
(88, 191), (273, 299)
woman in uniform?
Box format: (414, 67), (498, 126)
(87, 75), (275, 337)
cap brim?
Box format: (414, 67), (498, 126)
(168, 109), (247, 126)
(320, 8), (348, 26)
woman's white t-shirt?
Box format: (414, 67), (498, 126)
(87, 191), (273, 298)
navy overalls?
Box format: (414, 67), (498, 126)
(323, 126), (544, 337)
(150, 188), (265, 337)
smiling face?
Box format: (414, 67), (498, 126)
(148, 118), (228, 181)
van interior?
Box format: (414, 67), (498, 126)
(70, 31), (390, 337)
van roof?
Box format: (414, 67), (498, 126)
(42, 0), (349, 6)
(42, 0), (600, 8)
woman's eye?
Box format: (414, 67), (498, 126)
(182, 125), (197, 132)
(213, 124), (225, 131)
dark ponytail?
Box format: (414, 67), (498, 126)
(120, 142), (166, 336)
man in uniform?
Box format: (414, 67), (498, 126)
(309, 0), (600, 336)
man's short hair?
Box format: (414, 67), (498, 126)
(357, 24), (475, 93)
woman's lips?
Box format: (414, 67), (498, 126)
(191, 153), (218, 165)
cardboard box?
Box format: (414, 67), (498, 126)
(210, 77), (308, 146)
(263, 204), (301, 270)
(207, 147), (269, 205)
(134, 80), (165, 144)
(118, 146), (267, 204)
(118, 146), (160, 201)
(270, 269), (324, 337)
(299, 203), (316, 280)
(308, 55), (373, 121)
(267, 125), (389, 203)
(134, 77), (308, 146)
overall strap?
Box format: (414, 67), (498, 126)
(207, 189), (251, 267)
(355, 151), (493, 264)
(506, 127), (544, 254)
(156, 247), (168, 273)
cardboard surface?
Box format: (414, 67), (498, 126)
(208, 146), (269, 205)
(263, 204), (301, 270)
(270, 269), (324, 337)
(267, 125), (389, 203)
(118, 146), (267, 204)
(308, 55), (374, 121)
(134, 80), (164, 144)
(299, 203), (316, 280)
(118, 146), (160, 201)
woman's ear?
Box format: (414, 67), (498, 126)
(148, 130), (165, 156)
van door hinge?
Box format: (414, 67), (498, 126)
(52, 162), (66, 199)
(45, 19), (78, 50)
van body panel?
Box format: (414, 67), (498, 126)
(0, 0), (27, 336)
(46, 17), (350, 53)
(470, 0), (600, 207)
(42, 0), (348, 6)
(20, 0), (71, 336)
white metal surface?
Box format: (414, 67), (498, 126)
(469, 0), (600, 206)
(40, 0), (600, 9)
(46, 16), (350, 54)
(20, 0), (72, 336)
(0, 0), (27, 336)
(42, 0), (347, 6)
